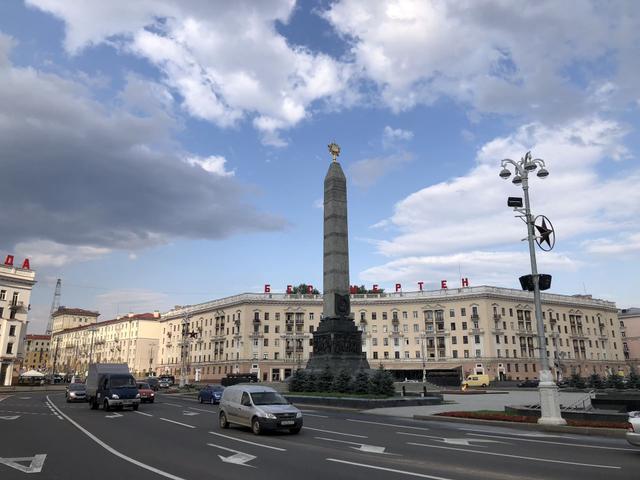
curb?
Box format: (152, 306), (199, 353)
(413, 414), (626, 438)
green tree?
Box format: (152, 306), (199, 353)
(353, 370), (371, 394)
(317, 366), (334, 392)
(369, 365), (395, 396)
(588, 373), (603, 389)
(303, 371), (317, 392)
(290, 284), (320, 295)
(628, 366), (639, 389)
(569, 373), (586, 389)
(332, 369), (352, 393)
(351, 285), (385, 294)
(289, 368), (306, 392)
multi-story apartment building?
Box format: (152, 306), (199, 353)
(51, 307), (99, 334)
(22, 334), (51, 371)
(157, 286), (627, 384)
(0, 255), (36, 385)
(49, 312), (162, 377)
(619, 307), (640, 367)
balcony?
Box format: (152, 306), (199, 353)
(517, 328), (535, 336)
(493, 314), (501, 322)
(471, 314), (480, 321)
(9, 301), (25, 311)
(470, 328), (484, 335)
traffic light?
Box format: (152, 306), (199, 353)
(519, 274), (552, 291)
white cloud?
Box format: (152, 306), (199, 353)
(29, 0), (351, 145)
(95, 289), (169, 319)
(382, 126), (413, 147)
(324, 0), (640, 120)
(361, 116), (640, 283)
(582, 233), (640, 255)
(349, 152), (413, 188)
(186, 155), (234, 176)
(14, 240), (111, 267)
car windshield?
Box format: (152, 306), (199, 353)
(250, 391), (289, 405)
(137, 383), (150, 389)
(111, 375), (135, 388)
(69, 384), (85, 391)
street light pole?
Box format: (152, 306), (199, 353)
(420, 332), (427, 384)
(499, 152), (566, 426)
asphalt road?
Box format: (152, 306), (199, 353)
(0, 392), (637, 479)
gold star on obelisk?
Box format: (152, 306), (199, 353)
(328, 142), (340, 162)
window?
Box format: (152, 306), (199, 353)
(464, 350), (469, 358)
(264, 312), (269, 321)
(452, 350), (458, 358)
(9, 325), (16, 336)
(474, 335), (480, 344)
(461, 308), (466, 316)
(463, 336), (468, 344)
(360, 312), (366, 321)
(373, 352), (378, 359)
(413, 324), (419, 332)
(452, 336), (458, 345)
(475, 349), (481, 357)
(384, 352), (389, 359)
(462, 322), (467, 330)
(264, 325), (269, 334)
(6, 342), (13, 354)
(382, 312), (388, 320)
(395, 351), (400, 359)
(383, 338), (389, 346)
(0, 290), (6, 300)
(372, 312), (377, 320)
(372, 338), (378, 346)
(263, 339), (268, 347)
(450, 322), (456, 330)
(449, 309), (455, 317)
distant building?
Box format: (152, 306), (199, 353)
(49, 312), (161, 377)
(51, 307), (99, 334)
(157, 286), (627, 384)
(619, 307), (640, 368)
(0, 255), (36, 385)
(23, 334), (51, 371)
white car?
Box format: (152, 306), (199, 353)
(627, 411), (640, 447)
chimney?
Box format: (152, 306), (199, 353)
(153, 310), (160, 318)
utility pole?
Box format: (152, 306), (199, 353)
(179, 313), (199, 387)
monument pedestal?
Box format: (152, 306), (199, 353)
(306, 318), (370, 373)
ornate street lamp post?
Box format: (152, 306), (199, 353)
(499, 152), (566, 425)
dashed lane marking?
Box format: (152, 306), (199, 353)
(347, 419), (430, 431)
(44, 399), (63, 420)
(209, 431), (287, 451)
(406, 442), (621, 469)
(188, 407), (217, 414)
(327, 458), (455, 480)
(160, 418), (196, 429)
(134, 411), (153, 417)
(467, 432), (639, 452)
(304, 427), (367, 438)
(45, 396), (187, 480)
(0, 410), (51, 415)
(164, 403), (185, 407)
(301, 413), (329, 418)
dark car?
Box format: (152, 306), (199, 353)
(198, 384), (224, 404)
(146, 377), (160, 391)
(517, 379), (539, 388)
(66, 383), (87, 402)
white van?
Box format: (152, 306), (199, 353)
(219, 384), (302, 435)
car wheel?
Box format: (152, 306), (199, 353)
(219, 412), (229, 429)
(482, 384), (487, 387)
(251, 417), (262, 435)
(133, 404), (139, 411)
(103, 400), (110, 411)
(289, 427), (301, 434)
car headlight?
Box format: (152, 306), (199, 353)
(69, 392), (76, 397)
(296, 411), (302, 418)
(111, 394), (119, 399)
(150, 392), (154, 396)
(135, 393), (141, 399)
(263, 412), (277, 419)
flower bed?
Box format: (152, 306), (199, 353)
(435, 410), (627, 429)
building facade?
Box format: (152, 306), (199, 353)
(49, 312), (161, 377)
(158, 286), (627, 384)
(0, 255), (36, 385)
(23, 334), (51, 371)
(619, 307), (640, 368)
(51, 307), (99, 334)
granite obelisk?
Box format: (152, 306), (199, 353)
(306, 143), (370, 372)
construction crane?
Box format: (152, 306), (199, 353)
(45, 279), (61, 335)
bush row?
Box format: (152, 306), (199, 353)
(288, 365), (396, 396)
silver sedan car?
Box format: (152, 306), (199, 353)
(627, 411), (640, 447)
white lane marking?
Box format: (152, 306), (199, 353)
(0, 395), (11, 402)
(206, 443), (256, 467)
(304, 426), (367, 438)
(208, 431), (287, 451)
(159, 418), (196, 429)
(188, 407), (217, 414)
(182, 411), (199, 416)
(398, 432), (504, 447)
(45, 395), (187, 480)
(327, 458), (455, 479)
(44, 399), (63, 420)
(406, 442), (621, 469)
(456, 426), (564, 438)
(105, 413), (123, 419)
(347, 419), (430, 431)
(18, 397), (31, 400)
(0, 415), (20, 420)
(314, 437), (389, 454)
(164, 403), (185, 407)
(467, 432), (639, 452)
(0, 454), (47, 473)
(135, 411), (153, 417)
(301, 413), (329, 418)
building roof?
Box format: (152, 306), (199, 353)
(52, 307), (100, 317)
(620, 307), (640, 317)
(52, 312), (160, 335)
(26, 334), (51, 341)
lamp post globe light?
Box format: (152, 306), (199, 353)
(499, 152), (566, 426)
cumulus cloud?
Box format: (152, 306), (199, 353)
(582, 233), (640, 255)
(361, 116), (640, 283)
(324, 0), (640, 121)
(28, 0), (352, 145)
(0, 37), (285, 258)
(14, 241), (111, 268)
(382, 126), (413, 147)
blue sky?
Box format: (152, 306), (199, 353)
(1, 1), (639, 333)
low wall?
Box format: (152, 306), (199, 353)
(285, 394), (443, 409)
(505, 405), (628, 423)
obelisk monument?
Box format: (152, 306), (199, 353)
(306, 143), (370, 373)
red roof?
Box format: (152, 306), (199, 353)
(26, 334), (51, 340)
(52, 307), (100, 317)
